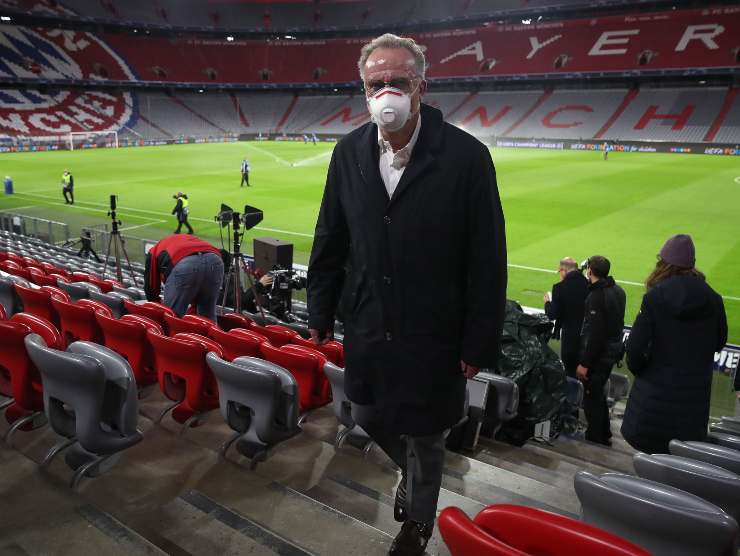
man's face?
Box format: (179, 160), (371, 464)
(558, 266), (567, 281)
(363, 47), (426, 116)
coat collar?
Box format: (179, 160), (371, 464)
(355, 103), (444, 207)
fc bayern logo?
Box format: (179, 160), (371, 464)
(0, 26), (135, 138)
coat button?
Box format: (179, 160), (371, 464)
(385, 332), (393, 341)
(383, 276), (392, 285)
(384, 215), (391, 224)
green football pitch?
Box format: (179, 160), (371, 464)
(1, 140), (738, 414)
(1, 140), (738, 335)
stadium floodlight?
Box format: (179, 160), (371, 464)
(284, 35), (296, 40)
(226, 35), (235, 42)
(1, 16), (11, 21)
(521, 18), (531, 24)
(68, 130), (118, 151)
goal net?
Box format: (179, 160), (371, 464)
(68, 130), (119, 151)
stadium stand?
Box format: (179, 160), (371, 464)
(4, 87), (739, 144)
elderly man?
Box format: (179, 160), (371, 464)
(307, 34), (507, 555)
(544, 257), (589, 377)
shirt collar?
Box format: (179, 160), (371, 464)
(377, 114), (422, 167)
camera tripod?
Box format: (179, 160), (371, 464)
(102, 194), (139, 287)
(220, 211), (266, 317)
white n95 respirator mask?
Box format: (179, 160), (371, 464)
(367, 87), (412, 132)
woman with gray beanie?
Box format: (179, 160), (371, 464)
(621, 234), (727, 454)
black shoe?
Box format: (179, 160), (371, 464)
(389, 520), (432, 556)
(394, 475), (407, 523)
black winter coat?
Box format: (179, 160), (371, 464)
(545, 270), (589, 362)
(307, 104), (507, 435)
(580, 277), (626, 375)
(622, 275), (727, 454)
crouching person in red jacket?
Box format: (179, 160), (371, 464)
(144, 234), (225, 321)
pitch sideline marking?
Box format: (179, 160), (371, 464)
(119, 221), (167, 232)
(0, 205), (38, 212)
(6, 193), (740, 302)
(246, 143), (292, 166)
(293, 150), (332, 167)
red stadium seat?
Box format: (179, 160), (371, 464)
(260, 342), (331, 413)
(123, 299), (175, 328)
(21, 256), (38, 267)
(207, 326), (265, 361)
(1, 260), (31, 280)
(0, 313), (62, 445)
(251, 323), (300, 347)
(292, 336), (344, 367)
(95, 312), (162, 387)
(71, 271), (92, 283)
(14, 284), (69, 326)
(164, 313), (212, 336)
(51, 298), (112, 347)
(438, 505), (651, 556)
(27, 267), (58, 288)
(147, 330), (224, 425)
(217, 312), (254, 331)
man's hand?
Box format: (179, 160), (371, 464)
(258, 274), (274, 288)
(576, 364), (589, 381)
(543, 292), (551, 303)
(461, 361), (480, 379)
(309, 328), (333, 346)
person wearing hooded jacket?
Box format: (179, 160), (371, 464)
(622, 234), (727, 454)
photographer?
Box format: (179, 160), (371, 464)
(77, 230), (101, 262)
(144, 234), (224, 321)
(172, 192), (193, 234)
(577, 256), (626, 446)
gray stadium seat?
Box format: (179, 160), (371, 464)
(608, 373), (630, 413)
(0, 274), (26, 317)
(113, 286), (146, 301)
(57, 280), (100, 302)
(710, 418), (740, 437)
(89, 289), (130, 318)
(477, 371), (519, 436)
(574, 471), (738, 556)
(707, 432), (740, 452)
(24, 335), (142, 488)
(323, 361), (374, 454)
(669, 440), (740, 475)
(205, 352), (301, 469)
(566, 376), (584, 407)
(633, 452), (740, 524)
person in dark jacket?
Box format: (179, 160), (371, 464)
(307, 34), (507, 556)
(544, 257), (589, 377)
(622, 234), (727, 454)
(172, 192), (193, 234)
(577, 255), (626, 446)
(144, 234), (224, 321)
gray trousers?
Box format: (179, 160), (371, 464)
(163, 252), (224, 321)
(354, 405), (447, 525)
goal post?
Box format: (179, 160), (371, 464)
(68, 130), (119, 151)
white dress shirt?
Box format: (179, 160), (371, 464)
(377, 115), (421, 199)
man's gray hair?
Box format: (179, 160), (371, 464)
(357, 33), (426, 80)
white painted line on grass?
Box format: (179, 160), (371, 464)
(509, 263), (642, 287)
(119, 220), (166, 232)
(293, 150), (332, 167)
(246, 143), (292, 166)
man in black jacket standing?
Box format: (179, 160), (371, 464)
(545, 257), (589, 377)
(577, 256), (626, 446)
(307, 33), (507, 556)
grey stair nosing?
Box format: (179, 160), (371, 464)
(179, 489), (315, 556)
(77, 505), (188, 556)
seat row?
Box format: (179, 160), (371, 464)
(0, 306), (346, 483)
(440, 436), (740, 555)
